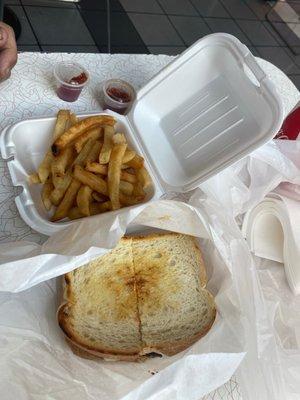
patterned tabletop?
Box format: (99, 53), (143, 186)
(0, 52), (298, 400)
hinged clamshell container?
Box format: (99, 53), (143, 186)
(0, 34), (283, 235)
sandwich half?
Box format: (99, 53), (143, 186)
(58, 233), (216, 361)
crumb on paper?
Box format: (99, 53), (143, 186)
(158, 215), (171, 221)
(148, 370), (158, 375)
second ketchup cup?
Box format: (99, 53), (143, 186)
(54, 62), (89, 103)
(102, 79), (136, 115)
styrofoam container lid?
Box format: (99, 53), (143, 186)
(127, 33), (283, 193)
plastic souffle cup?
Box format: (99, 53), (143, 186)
(102, 79), (136, 115)
(53, 61), (89, 102)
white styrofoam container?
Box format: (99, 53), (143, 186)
(0, 111), (162, 236)
(0, 34), (283, 236)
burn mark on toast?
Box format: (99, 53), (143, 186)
(57, 305), (73, 340)
(132, 248), (180, 315)
(86, 268), (138, 322)
(146, 352), (162, 358)
(65, 273), (76, 303)
(80, 239), (139, 323)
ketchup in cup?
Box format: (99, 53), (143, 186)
(103, 79), (135, 114)
(54, 62), (89, 102)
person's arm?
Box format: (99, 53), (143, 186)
(0, 21), (17, 82)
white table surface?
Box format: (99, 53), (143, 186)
(0, 52), (299, 400)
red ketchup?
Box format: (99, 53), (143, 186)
(103, 86), (132, 114)
(107, 87), (131, 103)
(57, 72), (88, 102)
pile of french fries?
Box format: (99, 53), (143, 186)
(28, 110), (152, 222)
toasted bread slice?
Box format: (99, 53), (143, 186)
(58, 233), (216, 360)
(58, 237), (142, 360)
(132, 233), (215, 356)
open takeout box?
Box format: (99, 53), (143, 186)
(0, 33), (283, 235)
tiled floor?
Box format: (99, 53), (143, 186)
(3, 0), (300, 88)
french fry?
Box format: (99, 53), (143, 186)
(73, 165), (108, 195)
(76, 185), (93, 216)
(86, 161), (108, 175)
(99, 125), (115, 164)
(38, 110), (70, 183)
(133, 182), (146, 198)
(112, 133), (126, 145)
(73, 139), (98, 168)
(84, 140), (102, 166)
(126, 154), (144, 169)
(90, 201), (111, 214)
(119, 192), (145, 206)
(136, 167), (152, 190)
(51, 147), (75, 187)
(41, 180), (54, 211)
(70, 113), (78, 126)
(53, 110), (71, 140)
(122, 149), (135, 164)
(108, 143), (127, 210)
(50, 139), (95, 205)
(51, 178), (81, 221)
(37, 151), (54, 184)
(50, 172), (72, 206)
(86, 162), (136, 184)
(121, 170), (137, 184)
(119, 180), (134, 196)
(52, 115), (115, 155)
(52, 176), (65, 193)
(28, 172), (41, 184)
(92, 192), (108, 202)
(67, 207), (84, 220)
(68, 201), (111, 220)
(74, 126), (102, 153)
(66, 150), (76, 170)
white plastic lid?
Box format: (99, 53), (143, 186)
(128, 33), (283, 193)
